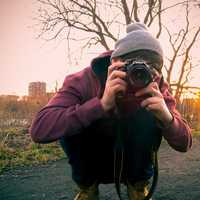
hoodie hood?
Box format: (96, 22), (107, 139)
(91, 50), (113, 86)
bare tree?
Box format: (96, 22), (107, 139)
(163, 2), (200, 101)
(35, 0), (170, 46)
(35, 0), (200, 101)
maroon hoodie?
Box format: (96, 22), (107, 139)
(29, 51), (192, 152)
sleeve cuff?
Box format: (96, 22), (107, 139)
(156, 114), (174, 130)
(78, 97), (108, 127)
(157, 114), (180, 139)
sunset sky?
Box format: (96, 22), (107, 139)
(0, 0), (200, 96)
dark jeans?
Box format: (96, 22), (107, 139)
(59, 108), (162, 186)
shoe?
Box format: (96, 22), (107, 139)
(127, 180), (151, 200)
(74, 183), (99, 200)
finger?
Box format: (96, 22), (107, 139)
(109, 78), (127, 88)
(141, 97), (162, 108)
(108, 70), (127, 81)
(150, 82), (159, 90)
(108, 61), (126, 76)
(146, 103), (161, 112)
(135, 87), (161, 98)
(112, 84), (127, 94)
(150, 88), (163, 97)
(135, 83), (162, 97)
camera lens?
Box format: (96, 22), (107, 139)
(128, 63), (152, 88)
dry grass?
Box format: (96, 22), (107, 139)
(192, 130), (200, 137)
(0, 126), (199, 174)
(0, 126), (65, 174)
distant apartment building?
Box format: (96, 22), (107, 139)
(28, 82), (46, 97)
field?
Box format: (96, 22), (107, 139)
(0, 126), (65, 174)
(1, 126), (200, 174)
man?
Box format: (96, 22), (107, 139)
(30, 22), (192, 200)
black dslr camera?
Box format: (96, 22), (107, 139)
(118, 60), (155, 98)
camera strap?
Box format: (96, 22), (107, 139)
(113, 110), (125, 200)
(113, 110), (159, 200)
(113, 76), (164, 200)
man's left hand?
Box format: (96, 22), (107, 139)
(135, 82), (173, 127)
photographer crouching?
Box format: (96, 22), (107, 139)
(30, 22), (192, 200)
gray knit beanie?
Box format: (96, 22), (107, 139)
(111, 22), (164, 60)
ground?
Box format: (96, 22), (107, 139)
(1, 137), (200, 200)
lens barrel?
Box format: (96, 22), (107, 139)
(124, 62), (153, 90)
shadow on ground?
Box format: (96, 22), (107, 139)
(1, 138), (200, 200)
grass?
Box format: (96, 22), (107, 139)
(0, 126), (199, 174)
(192, 130), (200, 137)
(0, 126), (65, 174)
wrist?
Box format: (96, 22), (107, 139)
(160, 111), (174, 128)
(100, 98), (111, 112)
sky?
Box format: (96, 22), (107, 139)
(0, 0), (200, 96)
(0, 0), (83, 96)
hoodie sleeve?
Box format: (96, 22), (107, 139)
(159, 80), (192, 152)
(29, 71), (106, 143)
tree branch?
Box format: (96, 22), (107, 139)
(175, 26), (200, 100)
(156, 0), (162, 38)
(130, 0), (140, 22)
(121, 0), (132, 24)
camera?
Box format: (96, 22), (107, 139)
(118, 60), (154, 98)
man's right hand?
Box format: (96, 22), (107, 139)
(100, 61), (127, 112)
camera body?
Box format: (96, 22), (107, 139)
(118, 60), (154, 98)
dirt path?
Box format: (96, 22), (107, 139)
(1, 137), (200, 200)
